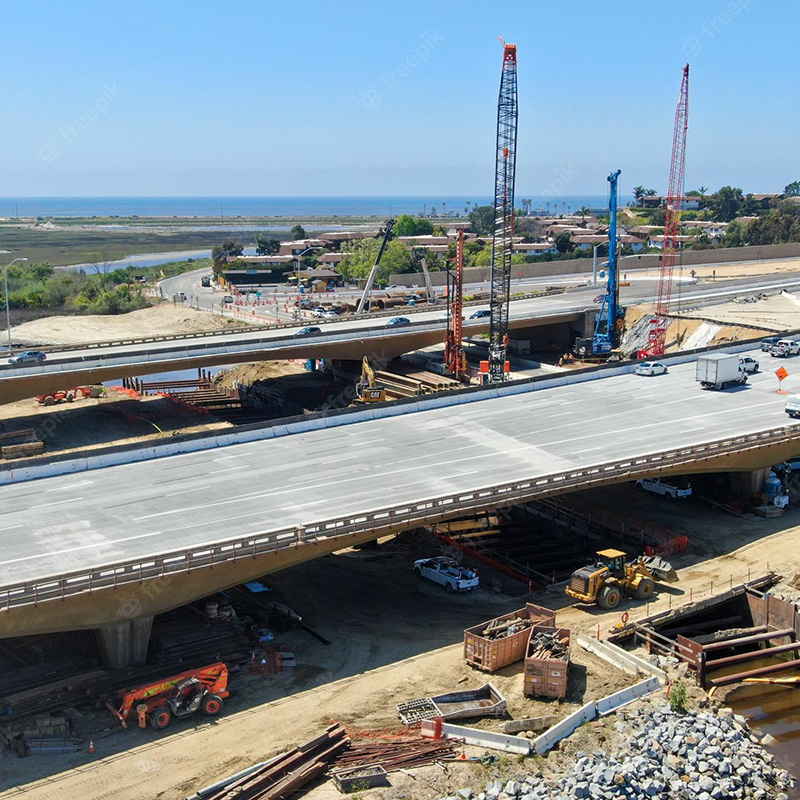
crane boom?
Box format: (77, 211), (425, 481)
(356, 219), (396, 314)
(487, 42), (518, 383)
(592, 169), (623, 354)
(645, 64), (690, 357)
(444, 230), (465, 378)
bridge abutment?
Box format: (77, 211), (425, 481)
(96, 616), (153, 669)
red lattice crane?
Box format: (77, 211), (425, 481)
(643, 63), (690, 358)
(487, 41), (518, 382)
(444, 230), (465, 378)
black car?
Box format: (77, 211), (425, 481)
(761, 336), (781, 351)
(8, 350), (46, 365)
(294, 326), (322, 336)
(469, 309), (491, 319)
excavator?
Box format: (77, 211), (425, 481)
(106, 662), (229, 731)
(565, 548), (678, 610)
(356, 356), (386, 403)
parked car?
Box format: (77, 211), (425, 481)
(294, 326), (322, 336)
(761, 336), (782, 351)
(8, 351), (46, 365)
(635, 477), (692, 499)
(738, 356), (760, 373)
(222, 295), (234, 304)
(385, 317), (411, 327)
(310, 306), (327, 317)
(413, 557), (479, 592)
(322, 308), (342, 318)
(635, 361), (668, 376)
(469, 309), (491, 319)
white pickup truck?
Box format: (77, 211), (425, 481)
(413, 557), (479, 592)
(635, 477), (692, 499)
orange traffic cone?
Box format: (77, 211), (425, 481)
(87, 739), (95, 755)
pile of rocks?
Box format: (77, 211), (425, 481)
(443, 707), (795, 800)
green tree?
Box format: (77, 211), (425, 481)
(632, 186), (647, 206)
(394, 214), (434, 237)
(468, 205), (495, 236)
(709, 186), (744, 222)
(290, 224), (307, 240)
(338, 239), (411, 283)
(784, 181), (800, 197)
(739, 194), (760, 217)
(554, 231), (573, 253)
(211, 240), (244, 272)
(255, 234), (280, 255)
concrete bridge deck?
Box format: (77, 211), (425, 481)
(2, 344), (800, 642)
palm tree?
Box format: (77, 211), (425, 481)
(698, 185), (708, 196)
(632, 186), (646, 207)
(578, 205), (591, 220)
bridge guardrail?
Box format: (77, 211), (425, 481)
(2, 423), (797, 613)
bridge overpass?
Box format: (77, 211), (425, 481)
(3, 274), (800, 405)
(1, 343), (800, 664)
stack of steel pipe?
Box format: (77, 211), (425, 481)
(331, 735), (462, 771)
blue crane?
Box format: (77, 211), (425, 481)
(591, 169), (624, 355)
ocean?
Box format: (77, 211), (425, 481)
(0, 195), (632, 219)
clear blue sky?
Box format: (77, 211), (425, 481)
(1, 0), (795, 197)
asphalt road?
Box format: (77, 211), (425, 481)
(1, 344), (798, 587)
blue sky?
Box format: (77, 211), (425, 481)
(0, 0), (795, 197)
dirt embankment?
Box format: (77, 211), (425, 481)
(10, 303), (250, 346)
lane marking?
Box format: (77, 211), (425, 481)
(29, 497), (84, 511)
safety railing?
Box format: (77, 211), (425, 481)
(2, 423), (798, 613)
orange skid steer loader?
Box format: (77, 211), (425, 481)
(106, 662), (229, 731)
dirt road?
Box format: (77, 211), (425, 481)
(3, 504), (798, 800)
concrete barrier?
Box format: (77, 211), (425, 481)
(577, 634), (668, 684)
(420, 719), (531, 754)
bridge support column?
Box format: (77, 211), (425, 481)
(96, 616), (153, 669)
(729, 467), (771, 496)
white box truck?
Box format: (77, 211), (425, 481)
(696, 353), (747, 390)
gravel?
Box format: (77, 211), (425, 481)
(444, 708), (795, 800)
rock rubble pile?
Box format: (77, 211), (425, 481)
(443, 707), (795, 800)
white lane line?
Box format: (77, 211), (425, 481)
(214, 465), (249, 474)
(0, 525), (23, 532)
(29, 497), (84, 510)
(46, 481), (94, 492)
(0, 529), (168, 567)
(571, 446), (605, 454)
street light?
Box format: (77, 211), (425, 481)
(3, 257), (28, 354)
(292, 246), (325, 318)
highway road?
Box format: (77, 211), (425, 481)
(5, 272), (800, 380)
(1, 343), (799, 590)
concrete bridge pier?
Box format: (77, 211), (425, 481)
(96, 616), (153, 669)
(729, 467), (771, 496)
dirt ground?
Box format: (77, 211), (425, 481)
(9, 303), (249, 346)
(677, 290), (800, 332)
(3, 486), (799, 800)
(0, 388), (230, 457)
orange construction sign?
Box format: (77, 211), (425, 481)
(776, 366), (789, 380)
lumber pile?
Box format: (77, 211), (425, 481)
(195, 723), (349, 800)
(0, 429), (43, 460)
(482, 616), (535, 641)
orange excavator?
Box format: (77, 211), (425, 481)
(106, 662), (229, 731)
